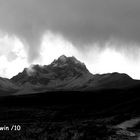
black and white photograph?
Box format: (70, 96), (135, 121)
(0, 0), (140, 139)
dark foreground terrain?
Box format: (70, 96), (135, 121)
(0, 87), (140, 140)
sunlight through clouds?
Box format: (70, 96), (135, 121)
(0, 32), (140, 79)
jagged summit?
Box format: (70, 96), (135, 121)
(58, 55), (67, 62)
(7, 55), (138, 95)
(11, 55), (90, 85)
(51, 55), (86, 68)
(0, 55), (138, 95)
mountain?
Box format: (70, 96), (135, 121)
(11, 55), (90, 84)
(0, 55), (139, 95)
(9, 55), (139, 95)
(84, 72), (139, 90)
(10, 55), (93, 94)
(0, 77), (18, 96)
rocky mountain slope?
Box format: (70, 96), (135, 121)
(0, 55), (139, 95)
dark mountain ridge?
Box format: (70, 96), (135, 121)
(11, 55), (89, 85)
(0, 55), (139, 95)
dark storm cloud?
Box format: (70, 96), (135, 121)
(0, 0), (140, 62)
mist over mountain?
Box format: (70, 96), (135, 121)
(0, 55), (139, 95)
(11, 55), (90, 84)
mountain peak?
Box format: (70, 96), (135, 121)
(11, 55), (90, 85)
(58, 55), (67, 62)
(7, 55), (139, 94)
(51, 55), (85, 68)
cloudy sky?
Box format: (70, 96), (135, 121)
(0, 0), (140, 79)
